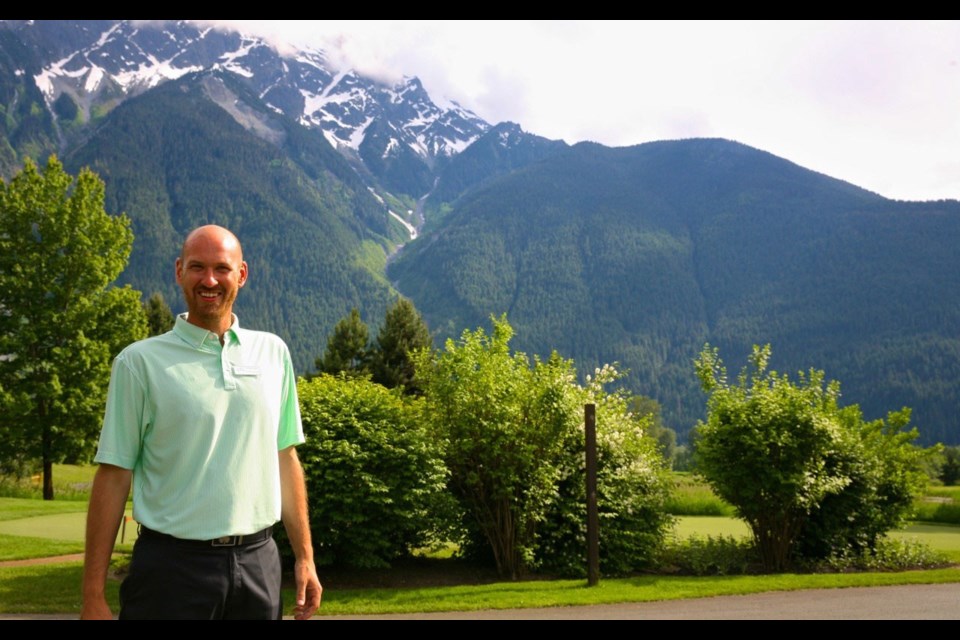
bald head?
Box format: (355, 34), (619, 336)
(176, 225), (248, 336)
(181, 225), (243, 263)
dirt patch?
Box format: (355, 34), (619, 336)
(0, 553), (84, 568)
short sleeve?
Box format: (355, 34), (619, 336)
(94, 352), (147, 469)
(276, 344), (305, 450)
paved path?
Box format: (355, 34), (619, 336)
(317, 583), (960, 620)
(0, 553), (84, 568)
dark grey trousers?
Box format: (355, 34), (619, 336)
(118, 531), (283, 620)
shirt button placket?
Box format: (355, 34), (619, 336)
(221, 337), (237, 391)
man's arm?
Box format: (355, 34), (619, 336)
(279, 446), (322, 620)
(81, 463), (132, 620)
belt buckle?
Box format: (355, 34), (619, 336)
(211, 535), (242, 547)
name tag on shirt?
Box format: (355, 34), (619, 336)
(233, 365), (262, 377)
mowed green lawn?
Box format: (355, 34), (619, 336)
(672, 516), (960, 560)
(3, 503), (960, 560)
(0, 498), (137, 561)
(2, 506), (959, 616)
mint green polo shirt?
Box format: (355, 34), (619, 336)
(94, 313), (304, 540)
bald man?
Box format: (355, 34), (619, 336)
(81, 225), (321, 620)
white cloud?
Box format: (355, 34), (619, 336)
(202, 20), (960, 201)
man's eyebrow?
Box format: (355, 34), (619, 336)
(186, 259), (234, 267)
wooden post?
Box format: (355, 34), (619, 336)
(585, 403), (599, 586)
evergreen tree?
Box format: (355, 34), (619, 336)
(317, 308), (370, 377)
(628, 395), (677, 466)
(370, 297), (431, 394)
(144, 291), (175, 336)
(0, 157), (147, 498)
(939, 446), (960, 486)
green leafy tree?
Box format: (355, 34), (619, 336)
(793, 406), (927, 561)
(693, 344), (926, 571)
(370, 297), (431, 394)
(534, 365), (674, 578)
(414, 316), (571, 579)
(415, 315), (671, 579)
(0, 157), (147, 499)
(316, 308), (370, 377)
(143, 291), (175, 336)
(293, 373), (451, 568)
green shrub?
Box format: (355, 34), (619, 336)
(414, 318), (576, 579)
(293, 374), (452, 569)
(534, 366), (674, 578)
(656, 534), (948, 576)
(656, 534), (760, 575)
(415, 317), (673, 579)
(803, 537), (951, 572)
(694, 344), (928, 572)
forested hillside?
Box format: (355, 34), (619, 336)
(63, 71), (402, 370)
(393, 139), (960, 445)
(0, 28), (58, 177)
(427, 122), (569, 212)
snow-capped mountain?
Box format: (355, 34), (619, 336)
(1, 19), (490, 195)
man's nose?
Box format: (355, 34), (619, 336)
(201, 270), (219, 287)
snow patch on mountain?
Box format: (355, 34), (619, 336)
(216, 39), (259, 78)
(35, 55), (87, 98)
(389, 209), (418, 240)
(446, 136), (475, 154)
(383, 138), (399, 159)
(350, 117), (374, 148)
(113, 59), (201, 91)
(21, 20), (493, 191)
(84, 66), (104, 92)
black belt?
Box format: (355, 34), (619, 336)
(138, 525), (273, 547)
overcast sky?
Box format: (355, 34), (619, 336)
(209, 20), (959, 202)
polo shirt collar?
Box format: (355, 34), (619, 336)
(173, 313), (242, 348)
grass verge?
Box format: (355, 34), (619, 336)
(0, 534), (85, 562)
(312, 568), (960, 616)
(0, 497), (89, 522)
(2, 558), (959, 617)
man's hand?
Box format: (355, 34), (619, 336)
(80, 596), (115, 620)
(292, 558), (322, 620)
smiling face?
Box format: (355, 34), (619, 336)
(175, 225), (248, 337)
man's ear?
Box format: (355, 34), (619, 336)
(238, 261), (248, 288)
(175, 257), (183, 283)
